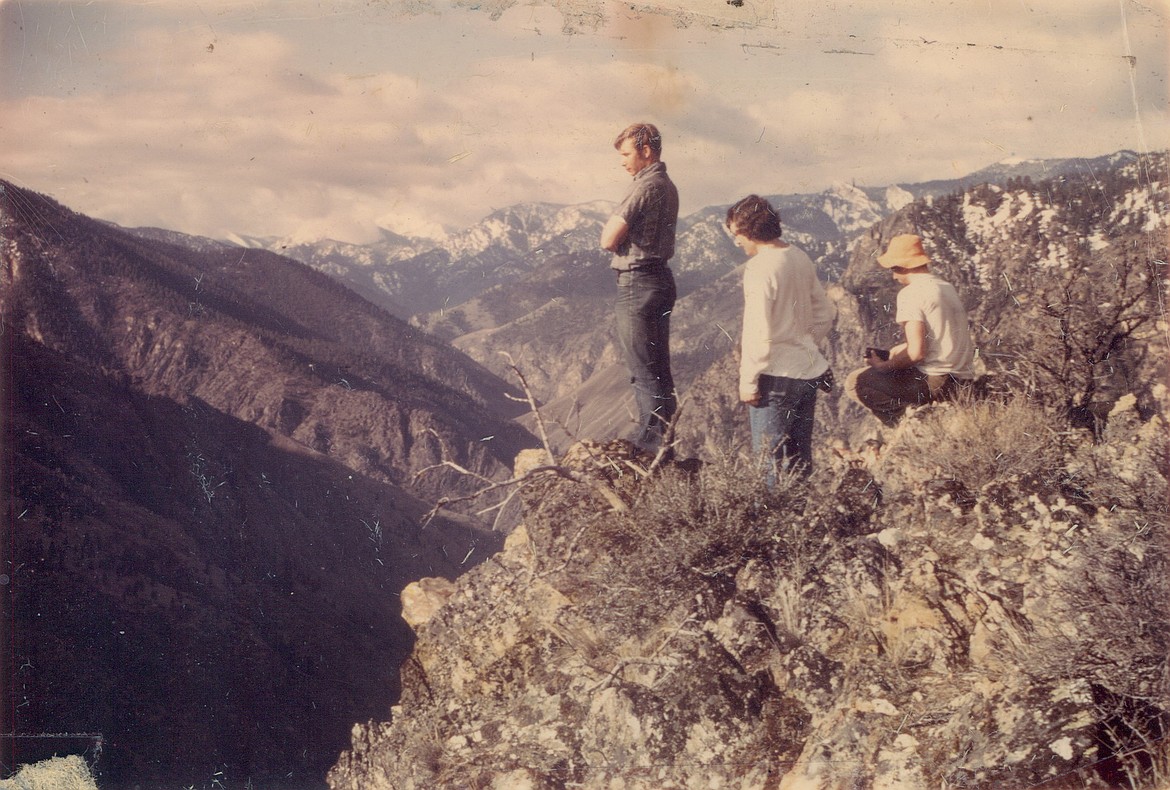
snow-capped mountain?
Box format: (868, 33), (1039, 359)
(440, 201), (615, 259)
(817, 181), (888, 235)
(261, 202), (614, 319)
(267, 181), (891, 320)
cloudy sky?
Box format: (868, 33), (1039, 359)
(2, 0), (1166, 243)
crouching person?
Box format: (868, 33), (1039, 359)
(846, 233), (975, 427)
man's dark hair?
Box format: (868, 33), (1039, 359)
(614, 123), (663, 156)
(726, 194), (782, 242)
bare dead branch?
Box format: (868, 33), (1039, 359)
(414, 358), (638, 528)
(412, 457), (495, 487)
(645, 401), (683, 476)
(500, 351), (557, 466)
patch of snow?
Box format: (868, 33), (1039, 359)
(885, 184), (915, 212)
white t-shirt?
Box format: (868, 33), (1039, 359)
(895, 272), (975, 378)
(739, 243), (835, 399)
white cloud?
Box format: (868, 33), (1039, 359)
(0, 0), (1165, 243)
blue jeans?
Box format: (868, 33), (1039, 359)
(615, 267), (677, 451)
(748, 373), (819, 482)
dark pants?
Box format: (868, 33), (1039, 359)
(748, 373), (819, 482)
(615, 267), (677, 451)
(848, 366), (965, 427)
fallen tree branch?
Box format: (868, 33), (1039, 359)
(418, 460), (629, 527)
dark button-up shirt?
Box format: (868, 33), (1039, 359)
(610, 161), (679, 271)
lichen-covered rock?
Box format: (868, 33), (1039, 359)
(400, 577), (458, 627)
(330, 415), (1169, 789)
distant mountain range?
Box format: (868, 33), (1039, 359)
(240, 150), (1142, 316)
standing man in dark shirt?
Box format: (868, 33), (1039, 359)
(599, 123), (680, 454)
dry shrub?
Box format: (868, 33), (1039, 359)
(1061, 510), (1170, 790)
(576, 452), (814, 635)
(1077, 414), (1170, 790)
(999, 409), (1170, 790)
(881, 395), (1070, 490)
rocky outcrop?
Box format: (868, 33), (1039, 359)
(331, 404), (1169, 789)
(400, 577), (459, 628)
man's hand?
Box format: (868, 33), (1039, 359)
(867, 338), (917, 372)
(865, 348), (892, 371)
(741, 391), (761, 407)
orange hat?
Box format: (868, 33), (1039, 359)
(878, 234), (931, 269)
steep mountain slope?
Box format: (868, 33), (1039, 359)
(3, 181), (534, 495)
(0, 180), (535, 786)
(491, 264), (751, 450)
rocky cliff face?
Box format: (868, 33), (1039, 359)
(327, 150), (1169, 789)
(330, 401), (1169, 789)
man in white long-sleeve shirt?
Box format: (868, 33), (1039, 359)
(727, 195), (836, 478)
